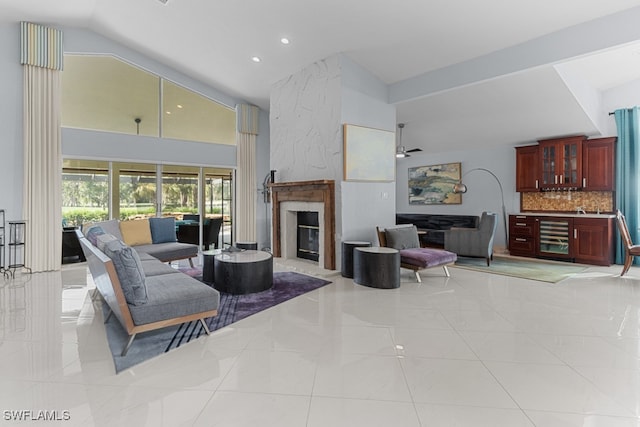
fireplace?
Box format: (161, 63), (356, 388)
(270, 180), (336, 270)
(297, 211), (320, 262)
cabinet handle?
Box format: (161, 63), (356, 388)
(516, 223), (527, 226)
(560, 175), (563, 184)
(583, 178), (586, 187)
(555, 175), (558, 184)
(574, 229), (577, 239)
(515, 238), (527, 242)
(535, 179), (539, 189)
(515, 216), (527, 219)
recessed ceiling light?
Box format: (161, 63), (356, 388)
(166, 111), (171, 115)
(251, 56), (261, 63)
(177, 104), (183, 109)
(280, 37), (290, 45)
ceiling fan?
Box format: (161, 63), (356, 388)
(396, 123), (422, 158)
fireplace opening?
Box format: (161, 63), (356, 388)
(297, 211), (319, 262)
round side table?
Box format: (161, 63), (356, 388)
(214, 250), (273, 294)
(353, 246), (400, 289)
(341, 241), (371, 278)
(202, 249), (222, 283)
(235, 241), (258, 250)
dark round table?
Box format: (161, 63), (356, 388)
(201, 249), (222, 283)
(353, 246), (400, 289)
(341, 241), (371, 278)
(235, 241), (258, 250)
(214, 250), (273, 294)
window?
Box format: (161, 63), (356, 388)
(62, 54), (236, 144)
(62, 159), (109, 227)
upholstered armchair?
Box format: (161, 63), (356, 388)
(444, 211), (498, 265)
(377, 224), (457, 283)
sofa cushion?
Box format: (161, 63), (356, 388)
(128, 274), (219, 325)
(385, 225), (420, 250)
(120, 219), (153, 246)
(149, 217), (177, 244)
(140, 259), (181, 277)
(134, 242), (198, 262)
(103, 239), (148, 306)
(400, 248), (457, 268)
(85, 226), (105, 246)
(95, 233), (118, 252)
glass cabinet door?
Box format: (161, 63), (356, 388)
(541, 144), (557, 187)
(561, 141), (580, 186)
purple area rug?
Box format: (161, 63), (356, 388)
(205, 271), (331, 330)
(103, 270), (331, 373)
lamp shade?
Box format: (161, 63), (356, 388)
(453, 183), (467, 194)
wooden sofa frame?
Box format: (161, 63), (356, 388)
(79, 234), (218, 356)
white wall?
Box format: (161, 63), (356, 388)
(395, 145), (517, 250)
(269, 54), (397, 266)
(0, 23), (24, 224)
(340, 55), (396, 245)
(602, 79), (640, 136)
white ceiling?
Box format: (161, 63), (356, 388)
(3, 0), (640, 153)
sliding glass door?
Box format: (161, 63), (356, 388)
(62, 159), (233, 250)
(114, 163), (157, 220)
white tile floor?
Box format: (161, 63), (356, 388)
(1, 258), (640, 426)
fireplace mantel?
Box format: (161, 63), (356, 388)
(270, 180), (335, 270)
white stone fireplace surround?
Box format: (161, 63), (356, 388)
(280, 201), (325, 267)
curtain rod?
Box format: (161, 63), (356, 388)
(608, 107), (637, 116)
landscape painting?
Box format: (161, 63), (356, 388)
(408, 163), (461, 205)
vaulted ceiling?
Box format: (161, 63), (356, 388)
(3, 0), (640, 153)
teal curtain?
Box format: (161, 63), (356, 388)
(614, 107), (640, 264)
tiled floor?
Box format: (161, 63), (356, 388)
(1, 258), (640, 426)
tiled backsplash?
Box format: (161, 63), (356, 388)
(521, 191), (613, 213)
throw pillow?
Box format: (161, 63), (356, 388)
(95, 233), (118, 252)
(119, 219), (153, 246)
(385, 225), (420, 250)
(85, 226), (105, 246)
(103, 239), (148, 306)
(149, 217), (177, 243)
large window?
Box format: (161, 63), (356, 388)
(62, 54), (236, 144)
(62, 160), (109, 227)
(62, 159), (234, 248)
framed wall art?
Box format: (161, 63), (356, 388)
(408, 162), (462, 205)
(343, 124), (395, 182)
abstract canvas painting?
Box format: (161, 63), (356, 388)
(343, 124), (395, 182)
(408, 162), (462, 204)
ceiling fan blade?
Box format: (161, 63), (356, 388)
(406, 148), (423, 153)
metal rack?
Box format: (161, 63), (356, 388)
(0, 210), (5, 278)
(7, 220), (31, 278)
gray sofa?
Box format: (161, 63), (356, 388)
(84, 218), (198, 265)
(77, 227), (220, 357)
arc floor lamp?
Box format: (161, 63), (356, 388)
(453, 168), (508, 253)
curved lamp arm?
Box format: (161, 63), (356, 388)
(453, 168), (508, 251)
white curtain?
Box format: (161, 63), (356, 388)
(23, 65), (62, 271)
(235, 132), (257, 241)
